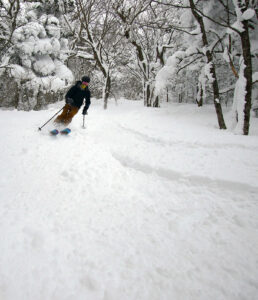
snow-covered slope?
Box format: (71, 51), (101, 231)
(0, 100), (257, 300)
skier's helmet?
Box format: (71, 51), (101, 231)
(81, 76), (90, 83)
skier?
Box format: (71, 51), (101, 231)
(54, 75), (91, 126)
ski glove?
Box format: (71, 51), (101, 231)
(66, 97), (74, 105)
(82, 107), (88, 115)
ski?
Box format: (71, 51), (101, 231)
(50, 128), (71, 136)
(50, 129), (59, 135)
(60, 128), (71, 135)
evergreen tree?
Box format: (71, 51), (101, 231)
(0, 0), (73, 110)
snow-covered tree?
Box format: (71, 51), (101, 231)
(187, 0), (257, 134)
(188, 0), (227, 129)
(155, 0), (257, 134)
(156, 0), (227, 129)
(72, 0), (125, 109)
(228, 0), (257, 135)
(0, 0), (20, 67)
(112, 0), (175, 107)
(0, 0), (73, 110)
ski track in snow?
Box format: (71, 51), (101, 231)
(118, 123), (258, 151)
(0, 101), (258, 300)
(111, 151), (258, 194)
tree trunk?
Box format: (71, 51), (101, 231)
(196, 84), (203, 107)
(207, 56), (227, 129)
(123, 28), (152, 107)
(145, 82), (151, 107)
(240, 20), (252, 135)
(103, 73), (111, 110)
(153, 95), (159, 107)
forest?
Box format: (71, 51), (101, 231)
(0, 0), (257, 135)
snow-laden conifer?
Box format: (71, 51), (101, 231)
(0, 0), (73, 110)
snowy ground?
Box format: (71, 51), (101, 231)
(0, 99), (258, 300)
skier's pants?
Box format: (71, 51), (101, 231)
(54, 104), (79, 125)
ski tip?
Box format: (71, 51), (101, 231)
(60, 128), (71, 135)
(50, 129), (59, 135)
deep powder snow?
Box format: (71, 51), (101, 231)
(0, 100), (257, 300)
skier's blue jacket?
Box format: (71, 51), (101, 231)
(65, 81), (91, 112)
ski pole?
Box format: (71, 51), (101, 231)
(82, 115), (85, 129)
(38, 106), (65, 131)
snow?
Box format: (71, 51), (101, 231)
(230, 1), (254, 32)
(77, 51), (95, 60)
(49, 77), (66, 92)
(27, 10), (38, 22)
(155, 66), (171, 93)
(204, 62), (214, 83)
(45, 16), (60, 38)
(9, 64), (28, 80)
(179, 10), (192, 27)
(253, 72), (258, 82)
(155, 51), (186, 93)
(10, 9), (73, 101)
(33, 55), (56, 75)
(223, 48), (230, 63)
(241, 8), (255, 21)
(231, 57), (247, 134)
(0, 100), (258, 300)
(34, 39), (53, 55)
(46, 24), (60, 39)
(51, 38), (61, 53)
(8, 3), (74, 106)
(190, 27), (201, 35)
(54, 60), (74, 83)
(251, 39), (258, 53)
(47, 16), (59, 26)
(185, 46), (197, 56)
(231, 21), (245, 33)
